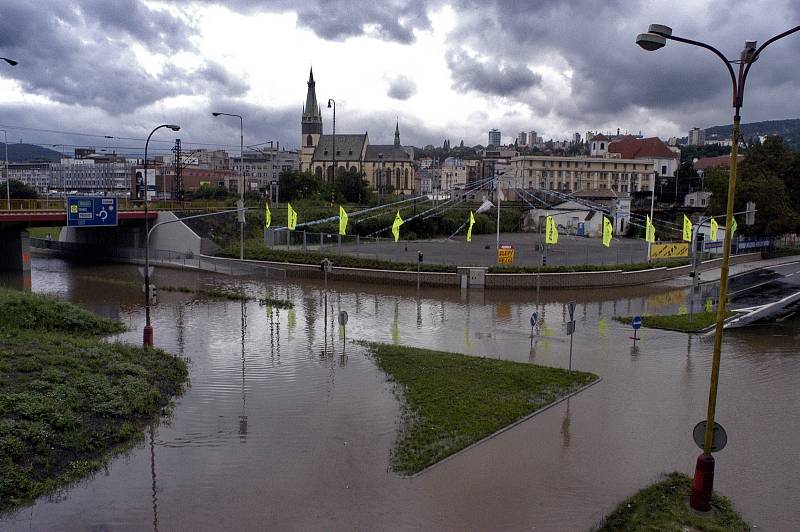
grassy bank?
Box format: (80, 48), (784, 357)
(598, 472), (749, 531)
(0, 288), (188, 514)
(364, 343), (597, 474)
(614, 311), (735, 333)
(75, 274), (293, 308)
(222, 240), (689, 274)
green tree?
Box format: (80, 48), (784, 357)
(334, 170), (370, 204)
(278, 169), (331, 201)
(0, 179), (38, 199)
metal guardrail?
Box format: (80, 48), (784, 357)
(4, 198), (231, 212)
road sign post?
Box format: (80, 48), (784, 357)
(567, 302), (576, 372)
(530, 311), (539, 348)
(66, 197), (118, 227)
(631, 315), (642, 343)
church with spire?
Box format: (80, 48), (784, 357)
(299, 68), (415, 195)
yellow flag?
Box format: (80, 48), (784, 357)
(645, 215), (656, 243)
(602, 216), (612, 247)
(467, 211), (475, 242)
(391, 210), (403, 242)
(287, 203), (297, 230)
(731, 217), (738, 237)
(264, 203), (271, 228)
(545, 215), (558, 244)
(338, 206), (348, 236)
(682, 214), (693, 242)
(710, 218), (718, 241)
(705, 298), (713, 313)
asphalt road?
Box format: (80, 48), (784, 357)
(727, 260), (800, 308)
(337, 232), (651, 267)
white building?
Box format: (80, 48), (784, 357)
(684, 191), (712, 208)
(688, 127), (706, 146)
(441, 157), (468, 189)
(488, 129), (502, 147)
(590, 134), (610, 156)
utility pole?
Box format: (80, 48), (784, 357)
(172, 138), (183, 202)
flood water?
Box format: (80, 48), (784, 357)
(2, 257), (799, 531)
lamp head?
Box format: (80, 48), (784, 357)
(636, 32), (667, 51)
(212, 112), (221, 116)
(327, 99), (333, 108)
(647, 24), (672, 37)
(167, 125), (181, 131)
(2, 57), (18, 66)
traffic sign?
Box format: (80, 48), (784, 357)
(138, 266), (155, 279)
(566, 320), (576, 335)
(66, 197), (118, 227)
(632, 315), (642, 330)
(693, 421), (728, 452)
(338, 311), (348, 326)
(567, 301), (576, 320)
(530, 311), (538, 328)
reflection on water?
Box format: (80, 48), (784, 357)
(2, 256), (799, 531)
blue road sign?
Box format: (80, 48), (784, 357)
(530, 312), (539, 328)
(67, 197), (118, 227)
(632, 315), (642, 330)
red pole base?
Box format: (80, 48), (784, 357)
(143, 325), (154, 347)
(689, 453), (715, 512)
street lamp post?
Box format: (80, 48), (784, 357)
(327, 99), (336, 199)
(143, 124), (180, 347)
(2, 129), (9, 210)
(213, 112), (245, 260)
(636, 23), (800, 512)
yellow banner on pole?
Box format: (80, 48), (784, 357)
(287, 203), (297, 230)
(645, 215), (656, 243)
(265, 203), (271, 228)
(650, 242), (689, 259)
(545, 216), (558, 244)
(392, 210), (403, 242)
(467, 211), (475, 242)
(338, 205), (348, 235)
(602, 216), (612, 247)
(683, 214), (693, 242)
(710, 217), (718, 241)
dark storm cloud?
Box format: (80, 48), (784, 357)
(446, 49), (543, 97)
(183, 0), (432, 44)
(387, 76), (417, 100)
(447, 0), (800, 132)
(0, 0), (247, 114)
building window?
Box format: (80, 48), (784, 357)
(661, 165), (667, 175)
(600, 142), (605, 150)
(306, 135), (313, 147)
(315, 166), (323, 178)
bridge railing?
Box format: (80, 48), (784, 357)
(6, 198), (231, 212)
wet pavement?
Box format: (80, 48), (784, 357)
(1, 257), (799, 531)
(727, 260), (800, 308)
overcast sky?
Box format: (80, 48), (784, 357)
(1, 0), (799, 155)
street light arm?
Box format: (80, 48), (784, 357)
(739, 25), (800, 104)
(665, 34), (738, 105)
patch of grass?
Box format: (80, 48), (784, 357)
(0, 289), (188, 514)
(488, 258), (690, 274)
(0, 288), (125, 336)
(614, 311), (735, 332)
(363, 342), (597, 474)
(597, 472), (749, 531)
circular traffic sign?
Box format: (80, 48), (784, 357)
(692, 421), (728, 453)
(530, 312), (538, 328)
(338, 310), (348, 326)
(632, 315), (642, 330)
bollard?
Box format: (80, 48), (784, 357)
(303, 231), (307, 251)
(689, 453), (715, 512)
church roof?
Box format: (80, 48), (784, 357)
(608, 135), (678, 159)
(365, 144), (412, 162)
(591, 134), (610, 141)
(302, 67), (322, 122)
(312, 134), (367, 162)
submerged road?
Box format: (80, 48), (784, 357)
(727, 260), (800, 309)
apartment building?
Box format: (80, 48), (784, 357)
(510, 155), (655, 193)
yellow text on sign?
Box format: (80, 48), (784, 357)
(650, 242), (689, 259)
(497, 245), (515, 265)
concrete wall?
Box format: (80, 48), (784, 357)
(150, 211), (201, 256)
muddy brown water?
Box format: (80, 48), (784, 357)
(1, 257), (799, 531)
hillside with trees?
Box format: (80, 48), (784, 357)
(1, 143), (64, 162)
(704, 118), (800, 149)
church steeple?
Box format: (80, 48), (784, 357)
(302, 67), (322, 131)
(394, 119), (401, 148)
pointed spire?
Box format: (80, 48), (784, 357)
(308, 67), (315, 84)
(394, 119), (401, 148)
(302, 66), (322, 135)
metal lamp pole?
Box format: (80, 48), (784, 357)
(327, 99), (336, 190)
(213, 112), (244, 260)
(2, 129), (8, 210)
(637, 23), (800, 512)
(142, 124), (180, 347)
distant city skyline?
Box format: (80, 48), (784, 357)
(2, 1), (800, 151)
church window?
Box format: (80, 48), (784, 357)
(315, 166), (322, 178)
(600, 142), (605, 149)
(324, 150), (328, 156)
(349, 166), (356, 173)
(327, 166), (334, 181)
(348, 150), (353, 156)
(306, 135), (313, 147)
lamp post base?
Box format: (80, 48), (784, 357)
(689, 453), (715, 512)
(143, 324), (154, 347)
